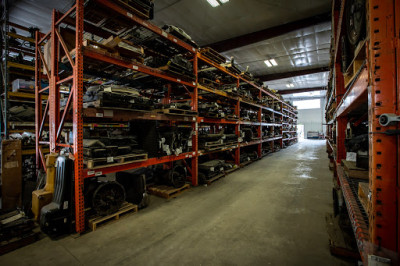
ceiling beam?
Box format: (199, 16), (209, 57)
(257, 66), (329, 82)
(207, 12), (331, 52)
(277, 86), (326, 95)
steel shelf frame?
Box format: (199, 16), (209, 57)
(326, 0), (400, 262)
(36, 1), (297, 234)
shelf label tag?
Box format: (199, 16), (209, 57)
(192, 82), (196, 86)
(143, 22), (149, 27)
(87, 171), (95, 176)
(177, 78), (181, 82)
(192, 48), (196, 52)
(132, 65), (139, 70)
(161, 31), (168, 37)
(95, 171), (103, 176)
(107, 157), (114, 163)
(127, 12), (133, 18)
(173, 38), (178, 43)
(346, 152), (357, 162)
(96, 113), (104, 118)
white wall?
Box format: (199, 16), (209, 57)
(297, 98), (325, 136)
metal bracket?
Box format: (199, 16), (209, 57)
(378, 113), (400, 126)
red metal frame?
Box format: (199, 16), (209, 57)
(326, 0), (400, 262)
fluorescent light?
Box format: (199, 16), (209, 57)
(264, 60), (272, 67)
(286, 84), (291, 88)
(270, 59), (278, 66)
(290, 84), (294, 88)
(207, 0), (220, 7)
(220, 0), (229, 3)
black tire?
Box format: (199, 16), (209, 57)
(92, 181), (125, 216)
(346, 0), (366, 47)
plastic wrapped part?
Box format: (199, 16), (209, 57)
(82, 85), (154, 110)
(40, 156), (74, 237)
(162, 25), (198, 48)
(198, 160), (225, 184)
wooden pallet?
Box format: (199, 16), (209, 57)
(224, 166), (240, 174)
(341, 160), (368, 180)
(84, 153), (148, 169)
(87, 202), (138, 231)
(156, 108), (197, 116)
(240, 160), (253, 167)
(344, 40), (367, 88)
(0, 229), (40, 256)
(325, 214), (361, 260)
(204, 173), (225, 185)
(148, 184), (190, 199)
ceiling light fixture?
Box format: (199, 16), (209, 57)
(286, 84), (291, 88)
(220, 0), (230, 3)
(264, 60), (272, 67)
(270, 59), (278, 66)
(290, 84), (295, 88)
(207, 0), (220, 7)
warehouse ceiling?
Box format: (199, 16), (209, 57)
(8, 0), (331, 95)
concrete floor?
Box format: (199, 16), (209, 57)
(1, 140), (351, 265)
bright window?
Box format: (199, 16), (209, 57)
(293, 99), (320, 110)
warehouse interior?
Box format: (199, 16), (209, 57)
(0, 0), (399, 265)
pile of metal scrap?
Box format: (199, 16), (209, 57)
(222, 57), (242, 75)
(261, 113), (273, 123)
(240, 151), (259, 163)
(166, 55), (195, 80)
(274, 128), (282, 137)
(198, 130), (226, 151)
(157, 126), (193, 156)
(241, 128), (258, 142)
(198, 160), (226, 184)
(0, 210), (39, 255)
(9, 105), (35, 121)
(199, 47), (226, 64)
(240, 110), (251, 121)
(198, 102), (225, 118)
(83, 136), (142, 159)
(82, 85), (154, 110)
(162, 25), (198, 48)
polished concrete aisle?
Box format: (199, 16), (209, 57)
(1, 140), (349, 265)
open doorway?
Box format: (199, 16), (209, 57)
(297, 124), (305, 140)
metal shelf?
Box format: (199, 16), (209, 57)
(336, 163), (369, 259)
(36, 0), (298, 234)
(335, 68), (368, 117)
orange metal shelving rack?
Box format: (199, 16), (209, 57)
(35, 0), (297, 234)
(326, 0), (400, 263)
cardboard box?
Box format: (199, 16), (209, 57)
(12, 79), (35, 92)
(1, 139), (22, 210)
